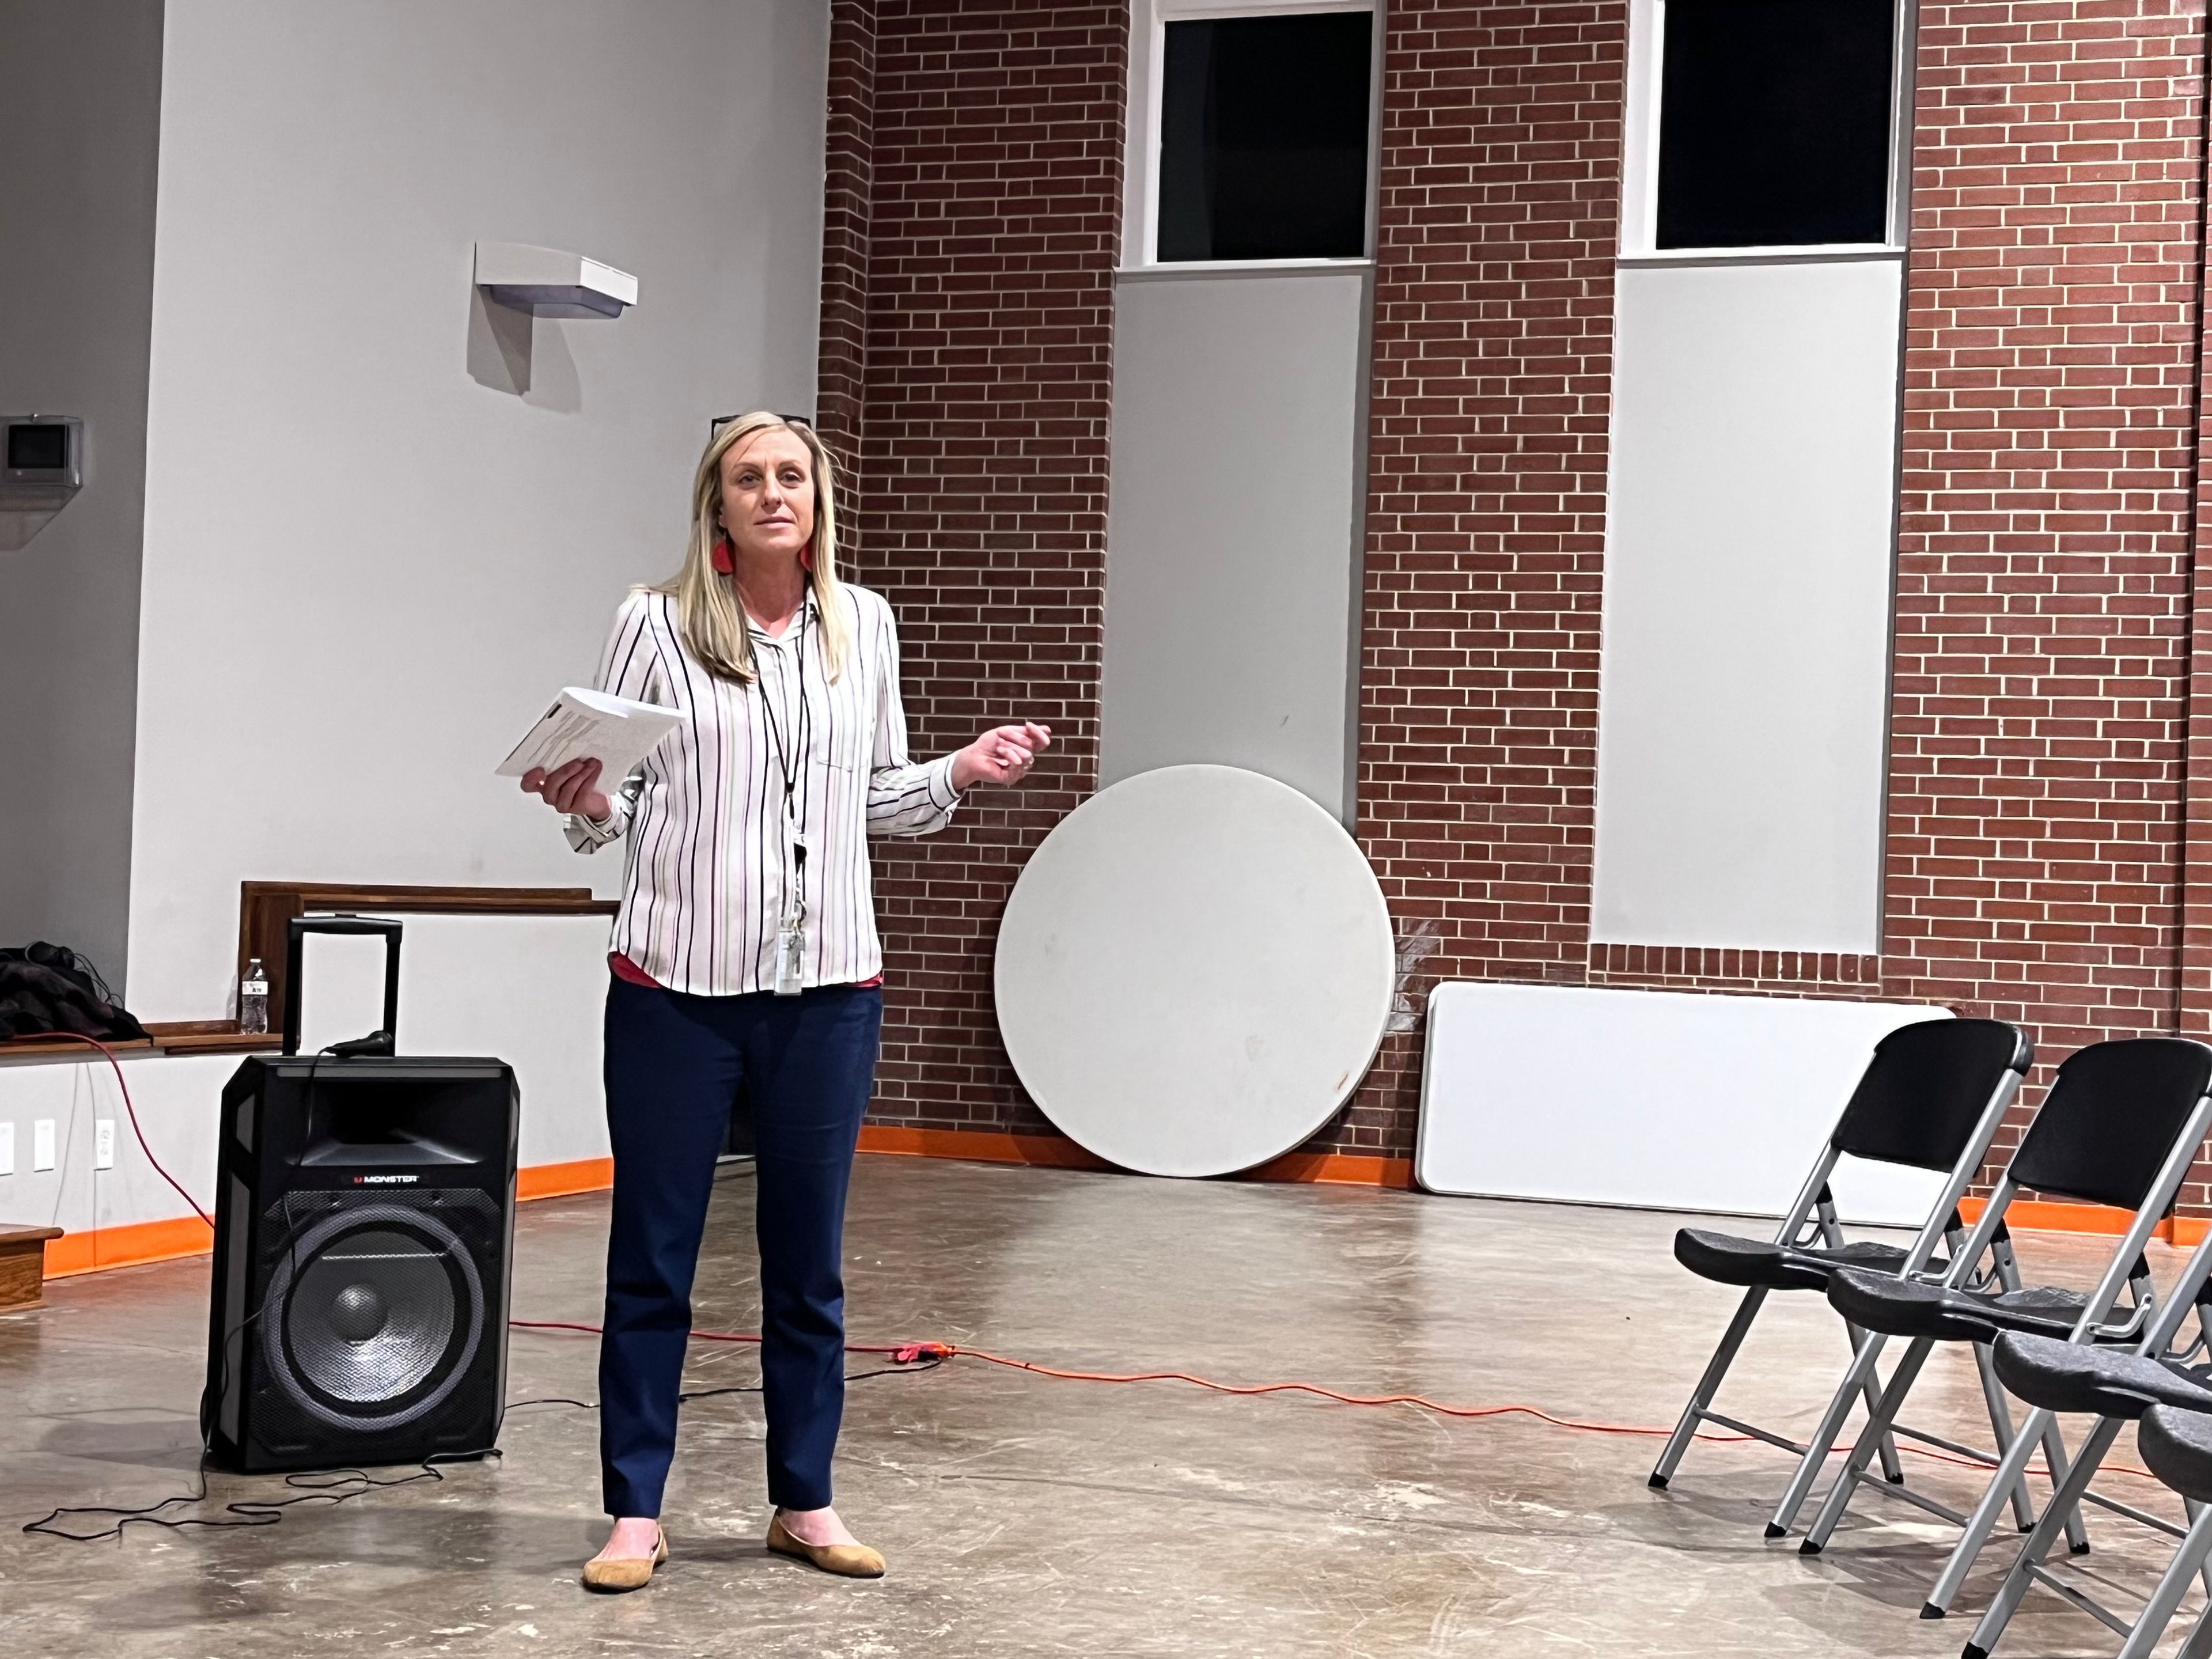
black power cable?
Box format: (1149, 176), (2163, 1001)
(510, 1353), (945, 1412)
(22, 1450), (498, 1544)
(22, 1048), (915, 1546)
(25, 1359), (945, 1543)
(27, 1043), (466, 1546)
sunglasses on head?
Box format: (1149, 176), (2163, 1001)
(710, 412), (814, 438)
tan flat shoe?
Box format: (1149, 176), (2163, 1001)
(767, 1513), (885, 1578)
(582, 1526), (667, 1593)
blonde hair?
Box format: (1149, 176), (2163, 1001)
(658, 411), (852, 684)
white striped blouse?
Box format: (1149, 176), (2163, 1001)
(563, 584), (962, 995)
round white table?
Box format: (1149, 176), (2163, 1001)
(994, 764), (1395, 1177)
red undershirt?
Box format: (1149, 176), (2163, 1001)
(609, 952), (881, 991)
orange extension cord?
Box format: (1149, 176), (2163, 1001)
(505, 1317), (2164, 1482)
(509, 1316), (1706, 1435)
(48, 1031), (2168, 1484)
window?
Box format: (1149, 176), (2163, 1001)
(1155, 12), (1373, 263)
(1650, 0), (1897, 251)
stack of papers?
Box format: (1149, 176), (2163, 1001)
(497, 687), (681, 785)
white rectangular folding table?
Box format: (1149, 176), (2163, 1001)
(1414, 982), (1953, 1225)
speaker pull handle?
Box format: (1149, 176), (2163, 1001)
(283, 915), (403, 1058)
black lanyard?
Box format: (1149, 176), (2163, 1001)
(755, 600), (813, 878)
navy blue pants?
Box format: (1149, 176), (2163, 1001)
(597, 976), (881, 1518)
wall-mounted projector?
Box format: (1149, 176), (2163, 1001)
(0, 415), (82, 551)
(474, 242), (638, 319)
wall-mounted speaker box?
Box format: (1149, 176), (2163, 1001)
(0, 414), (84, 551)
(205, 1055), (518, 1474)
(473, 241), (637, 319)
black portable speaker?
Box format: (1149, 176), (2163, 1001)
(204, 1054), (519, 1474)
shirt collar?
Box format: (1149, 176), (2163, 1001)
(745, 586), (817, 645)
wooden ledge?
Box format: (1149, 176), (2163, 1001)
(243, 881), (618, 919)
(241, 881), (618, 1042)
(142, 1021), (284, 1055)
(0, 1035), (154, 1061)
(1, 1025), (279, 1061)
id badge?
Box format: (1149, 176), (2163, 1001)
(775, 918), (805, 997)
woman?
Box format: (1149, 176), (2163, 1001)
(521, 411), (1049, 1590)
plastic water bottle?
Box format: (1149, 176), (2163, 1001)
(239, 958), (270, 1035)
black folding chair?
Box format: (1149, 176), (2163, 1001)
(1955, 1302), (2212, 1659)
(1650, 1018), (2032, 1498)
(1792, 1039), (2212, 1576)
(2110, 1405), (2212, 1659)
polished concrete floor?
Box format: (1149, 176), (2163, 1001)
(1, 1154), (2202, 1657)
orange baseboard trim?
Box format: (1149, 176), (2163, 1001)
(517, 1156), (615, 1200)
(857, 1124), (1115, 1171)
(1240, 1148), (1415, 1188)
(44, 1213), (213, 1279)
(855, 1124), (1414, 1188)
(1958, 1195), (2211, 1247)
(42, 1156), (622, 1281)
(40, 1134), (1414, 1282)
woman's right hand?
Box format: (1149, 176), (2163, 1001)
(521, 757), (612, 823)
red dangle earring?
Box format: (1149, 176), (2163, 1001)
(711, 532), (734, 575)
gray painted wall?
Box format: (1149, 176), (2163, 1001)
(0, 0), (165, 988)
(1101, 267), (1370, 819)
(126, 0), (831, 1021)
(1591, 257), (1905, 953)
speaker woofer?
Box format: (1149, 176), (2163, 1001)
(260, 1202), (486, 1434)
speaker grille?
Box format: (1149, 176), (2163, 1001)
(257, 1192), (495, 1438)
(287, 1228), (457, 1402)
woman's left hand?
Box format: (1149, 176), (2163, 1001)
(950, 722), (1052, 790)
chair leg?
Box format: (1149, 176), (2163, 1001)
(1853, 1319), (1906, 1485)
(1764, 1328), (1899, 1539)
(1651, 1286), (1768, 1489)
(2188, 1499), (2212, 1599)
(1801, 1336), (1937, 1555)
(1960, 1415), (2125, 1659)
(2041, 1412), (2089, 1556)
(1970, 1341), (2040, 1533)
(2179, 1594), (2212, 1659)
(1921, 1405), (2061, 1620)
(2114, 1504), (2212, 1659)
(1974, 1249), (2085, 1559)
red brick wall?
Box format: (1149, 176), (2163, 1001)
(824, 0), (1127, 1134)
(1337, 0), (1630, 1154)
(817, 0), (877, 456)
(1470, 0), (2212, 1200)
(2187, 238), (2212, 1054)
(1345, 0), (2212, 1188)
(820, 0), (2212, 1195)
(1585, 947), (1886, 1000)
(1885, 0), (2210, 1192)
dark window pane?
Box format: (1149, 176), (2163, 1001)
(1656, 0), (1894, 249)
(1158, 13), (1372, 262)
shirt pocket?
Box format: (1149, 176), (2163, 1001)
(814, 713), (865, 775)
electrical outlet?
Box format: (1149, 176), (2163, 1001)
(0, 1122), (13, 1176)
(33, 1119), (55, 1172)
(95, 1119), (115, 1171)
